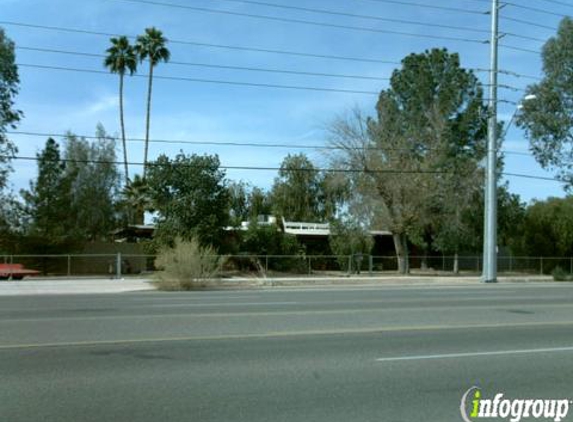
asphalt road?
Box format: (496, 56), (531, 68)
(1, 283), (573, 421)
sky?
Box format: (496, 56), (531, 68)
(1, 0), (571, 204)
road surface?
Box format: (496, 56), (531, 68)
(1, 282), (572, 421)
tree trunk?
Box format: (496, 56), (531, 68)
(119, 74), (129, 186)
(143, 62), (154, 179)
(393, 233), (410, 275)
(453, 252), (459, 275)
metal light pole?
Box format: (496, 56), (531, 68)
(483, 0), (500, 283)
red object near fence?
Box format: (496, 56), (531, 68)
(0, 264), (40, 280)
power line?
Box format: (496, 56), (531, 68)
(6, 130), (537, 158)
(499, 43), (540, 55)
(501, 15), (558, 31)
(499, 69), (542, 81)
(6, 154), (564, 182)
(20, 62), (530, 98)
(531, 0), (573, 8)
(97, 0), (549, 44)
(17, 63), (380, 95)
(0, 21), (402, 65)
(16, 46), (390, 82)
(15, 46), (538, 89)
(351, 0), (488, 15)
(504, 2), (570, 18)
(90, 0), (489, 44)
(112, 0), (492, 35)
(6, 154), (449, 174)
(3, 21), (543, 82)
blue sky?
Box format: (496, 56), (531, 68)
(1, 0), (570, 203)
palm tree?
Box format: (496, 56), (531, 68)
(135, 27), (170, 178)
(122, 174), (152, 225)
(104, 36), (137, 186)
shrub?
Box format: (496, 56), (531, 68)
(154, 237), (225, 290)
(552, 266), (572, 282)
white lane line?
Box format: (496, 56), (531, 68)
(375, 346), (573, 362)
(149, 301), (300, 308)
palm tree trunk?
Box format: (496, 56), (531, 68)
(143, 61), (154, 179)
(119, 73), (129, 185)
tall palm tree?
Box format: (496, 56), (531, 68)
(135, 27), (170, 178)
(104, 36), (137, 186)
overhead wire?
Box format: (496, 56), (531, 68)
(16, 46), (390, 81)
(6, 130), (539, 158)
(16, 63), (381, 95)
(114, 0), (492, 34)
(0, 21), (402, 65)
(4, 22), (540, 82)
(87, 0), (489, 45)
(5, 154), (565, 183)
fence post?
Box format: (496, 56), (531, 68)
(348, 255), (352, 275)
(477, 256), (480, 273)
(67, 255), (71, 277)
(509, 255), (513, 273)
(265, 256), (269, 274)
(570, 257), (572, 275)
(308, 256), (312, 275)
(540, 257), (544, 275)
(442, 255), (446, 272)
(369, 255), (373, 276)
(116, 252), (122, 280)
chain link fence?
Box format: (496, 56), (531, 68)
(2, 253), (573, 279)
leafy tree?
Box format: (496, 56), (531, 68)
(135, 27), (170, 177)
(0, 28), (22, 191)
(519, 196), (573, 257)
(271, 154), (321, 221)
(271, 153), (342, 222)
(248, 187), (272, 219)
(63, 125), (120, 240)
(329, 218), (374, 272)
(463, 184), (526, 255)
(328, 49), (487, 273)
(517, 17), (573, 188)
(147, 152), (229, 247)
(104, 36), (138, 185)
(228, 180), (250, 227)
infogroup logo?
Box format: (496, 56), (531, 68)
(460, 387), (571, 422)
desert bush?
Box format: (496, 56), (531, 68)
(552, 266), (572, 282)
(154, 237), (225, 290)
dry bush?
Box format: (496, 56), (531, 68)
(154, 237), (225, 290)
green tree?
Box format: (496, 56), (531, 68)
(104, 35), (138, 185)
(516, 17), (573, 187)
(248, 187), (272, 219)
(63, 125), (120, 240)
(20, 138), (78, 253)
(463, 184), (526, 256)
(228, 180), (250, 227)
(329, 218), (374, 273)
(271, 153), (341, 222)
(135, 27), (170, 177)
(0, 28), (22, 191)
(147, 152), (229, 247)
(328, 49), (487, 273)
(519, 197), (573, 257)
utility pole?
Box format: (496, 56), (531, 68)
(483, 0), (500, 283)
